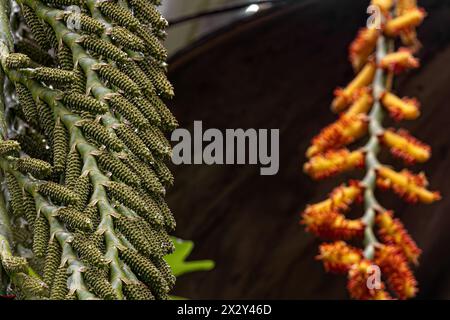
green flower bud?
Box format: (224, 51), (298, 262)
(56, 44), (74, 71)
(106, 93), (149, 130)
(153, 194), (176, 232)
(22, 192), (38, 230)
(136, 25), (167, 61)
(30, 67), (76, 85)
(0, 140), (20, 157)
(99, 1), (140, 31)
(62, 91), (108, 115)
(1, 255), (28, 274)
(110, 27), (146, 52)
(15, 83), (39, 129)
(152, 158), (174, 187)
(5, 173), (23, 217)
(93, 63), (140, 96)
(5, 53), (31, 69)
(114, 124), (154, 163)
(21, 5), (50, 51)
(43, 239), (62, 287)
(65, 148), (82, 189)
(57, 207), (93, 232)
(118, 248), (169, 297)
(123, 281), (154, 300)
(138, 126), (170, 157)
(79, 120), (124, 152)
(14, 157), (53, 179)
(127, 95), (161, 127)
(72, 233), (108, 267)
(145, 94), (178, 131)
(36, 100), (55, 143)
(33, 214), (50, 258)
(49, 265), (69, 300)
(78, 36), (128, 63)
(95, 151), (140, 187)
(138, 59), (174, 98)
(153, 257), (175, 290)
(38, 182), (81, 205)
(63, 12), (104, 35)
(83, 267), (118, 300)
(122, 155), (165, 195)
(129, 0), (168, 30)
(20, 274), (49, 298)
(53, 119), (69, 174)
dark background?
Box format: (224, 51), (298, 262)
(166, 0), (450, 299)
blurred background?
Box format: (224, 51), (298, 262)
(162, 0), (450, 299)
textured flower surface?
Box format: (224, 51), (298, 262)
(300, 0), (440, 300)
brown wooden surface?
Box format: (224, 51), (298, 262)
(166, 0), (450, 299)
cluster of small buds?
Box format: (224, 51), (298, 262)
(301, 0), (440, 300)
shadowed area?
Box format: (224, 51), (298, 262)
(166, 0), (450, 299)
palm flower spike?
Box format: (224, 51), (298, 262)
(301, 0), (440, 300)
(0, 0), (178, 299)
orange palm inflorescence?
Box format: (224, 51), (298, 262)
(301, 0), (440, 300)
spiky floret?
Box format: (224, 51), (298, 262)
(99, 1), (140, 31)
(142, 221), (174, 255)
(38, 182), (81, 205)
(105, 181), (163, 225)
(0, 140), (20, 157)
(109, 26), (146, 52)
(78, 120), (124, 152)
(15, 83), (39, 128)
(83, 267), (118, 300)
(153, 258), (176, 290)
(105, 93), (149, 130)
(73, 66), (87, 94)
(317, 241), (363, 274)
(123, 281), (155, 300)
(153, 194), (176, 232)
(152, 159), (174, 187)
(95, 151), (140, 186)
(5, 173), (24, 217)
(30, 67), (75, 85)
(72, 174), (91, 210)
(114, 215), (158, 258)
(85, 204), (101, 231)
(57, 207), (93, 232)
(5, 53), (31, 69)
(49, 265), (69, 300)
(93, 63), (140, 96)
(136, 25), (167, 61)
(62, 91), (108, 115)
(53, 119), (69, 174)
(33, 214), (50, 258)
(14, 157), (53, 179)
(347, 260), (392, 300)
(114, 124), (154, 163)
(118, 247), (169, 297)
(71, 233), (108, 267)
(78, 36), (128, 63)
(43, 239), (62, 287)
(21, 4), (51, 51)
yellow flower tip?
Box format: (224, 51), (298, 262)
(332, 61), (376, 112)
(385, 7), (427, 37)
(317, 241), (363, 274)
(303, 181), (363, 217)
(347, 260), (392, 300)
(380, 48), (420, 73)
(307, 114), (369, 158)
(345, 87), (373, 116)
(380, 129), (431, 164)
(304, 149), (365, 180)
(349, 28), (379, 71)
(371, 0), (394, 13)
(380, 91), (420, 121)
(375, 244), (418, 299)
(376, 166), (441, 204)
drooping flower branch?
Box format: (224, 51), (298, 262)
(301, 0), (440, 300)
(0, 0), (181, 299)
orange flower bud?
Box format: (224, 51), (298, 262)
(304, 149), (365, 180)
(371, 0), (394, 12)
(376, 166), (441, 204)
(301, 210), (365, 240)
(317, 241), (363, 274)
(397, 0), (418, 14)
(385, 8), (426, 37)
(347, 260), (392, 300)
(375, 245), (418, 299)
(380, 129), (431, 164)
(381, 91), (420, 121)
(349, 28), (379, 71)
(345, 88), (373, 116)
(304, 181), (363, 215)
(380, 48), (419, 73)
(376, 211), (422, 264)
(332, 61), (376, 112)
(306, 114), (368, 158)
